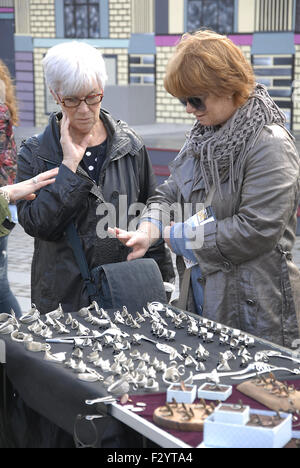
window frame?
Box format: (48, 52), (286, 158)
(63, 0), (101, 39)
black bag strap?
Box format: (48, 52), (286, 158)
(45, 161), (98, 301)
(65, 222), (99, 300)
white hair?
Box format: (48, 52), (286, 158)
(0, 79), (5, 103)
(42, 41), (108, 96)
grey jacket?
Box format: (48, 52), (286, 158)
(141, 124), (300, 348)
(16, 109), (173, 313)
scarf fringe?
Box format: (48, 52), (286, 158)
(188, 84), (286, 199)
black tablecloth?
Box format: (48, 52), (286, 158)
(1, 304), (300, 448)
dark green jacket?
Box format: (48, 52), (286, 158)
(0, 196), (10, 237)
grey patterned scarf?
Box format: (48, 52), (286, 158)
(188, 84), (287, 198)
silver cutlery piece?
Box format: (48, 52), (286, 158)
(193, 361), (298, 381)
(46, 327), (128, 343)
(85, 396), (117, 405)
(231, 366), (300, 380)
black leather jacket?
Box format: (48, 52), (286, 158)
(16, 109), (174, 313)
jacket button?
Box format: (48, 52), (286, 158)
(223, 261), (231, 270)
(111, 191), (119, 199)
(246, 299), (256, 306)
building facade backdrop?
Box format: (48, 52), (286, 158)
(0, 0), (300, 130)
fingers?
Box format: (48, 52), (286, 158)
(24, 194), (36, 201)
(109, 227), (131, 243)
(37, 168), (59, 181)
(127, 248), (146, 261)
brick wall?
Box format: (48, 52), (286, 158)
(293, 46), (300, 131)
(156, 46), (194, 124)
(109, 0), (131, 39)
(30, 0), (55, 38)
(33, 47), (48, 127)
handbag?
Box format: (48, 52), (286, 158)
(66, 221), (167, 311)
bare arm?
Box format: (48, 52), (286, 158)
(0, 168), (58, 202)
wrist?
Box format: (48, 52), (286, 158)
(138, 222), (160, 245)
(62, 159), (78, 173)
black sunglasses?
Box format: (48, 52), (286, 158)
(178, 96), (207, 111)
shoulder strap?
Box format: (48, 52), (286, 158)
(45, 161), (98, 301)
(65, 223), (98, 300)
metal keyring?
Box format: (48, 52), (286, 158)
(73, 414), (99, 449)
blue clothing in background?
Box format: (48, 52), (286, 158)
(145, 217), (204, 315)
(0, 235), (22, 317)
(169, 222), (204, 315)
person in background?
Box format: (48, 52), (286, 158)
(16, 41), (174, 314)
(0, 60), (21, 317)
(112, 30), (300, 348)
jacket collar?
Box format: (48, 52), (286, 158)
(36, 108), (144, 165)
(169, 142), (205, 201)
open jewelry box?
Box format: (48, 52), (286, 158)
(167, 383), (197, 404)
(203, 406), (292, 448)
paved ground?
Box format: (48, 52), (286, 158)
(5, 125), (300, 313)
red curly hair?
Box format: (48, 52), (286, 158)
(0, 59), (19, 126)
(164, 30), (255, 108)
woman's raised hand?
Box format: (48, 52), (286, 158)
(60, 112), (93, 173)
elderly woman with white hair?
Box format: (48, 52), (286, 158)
(16, 41), (173, 314)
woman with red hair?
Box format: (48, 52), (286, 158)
(112, 30), (300, 348)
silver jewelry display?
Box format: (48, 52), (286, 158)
(107, 378), (130, 396)
(0, 323), (15, 335)
(44, 351), (66, 363)
(25, 341), (51, 352)
(11, 330), (33, 343)
(45, 304), (64, 321)
(7, 298), (300, 408)
(19, 304), (40, 324)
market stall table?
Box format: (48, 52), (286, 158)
(1, 303), (300, 448)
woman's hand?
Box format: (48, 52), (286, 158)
(109, 223), (159, 261)
(60, 112), (93, 173)
(4, 168), (59, 202)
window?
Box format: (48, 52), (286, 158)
(187, 0), (234, 35)
(129, 55), (155, 85)
(295, 0), (300, 32)
(103, 55), (117, 86)
(64, 0), (100, 38)
(252, 54), (294, 129)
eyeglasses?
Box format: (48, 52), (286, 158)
(58, 93), (104, 108)
(178, 95), (207, 111)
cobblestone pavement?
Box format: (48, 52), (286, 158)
(5, 126), (300, 313)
